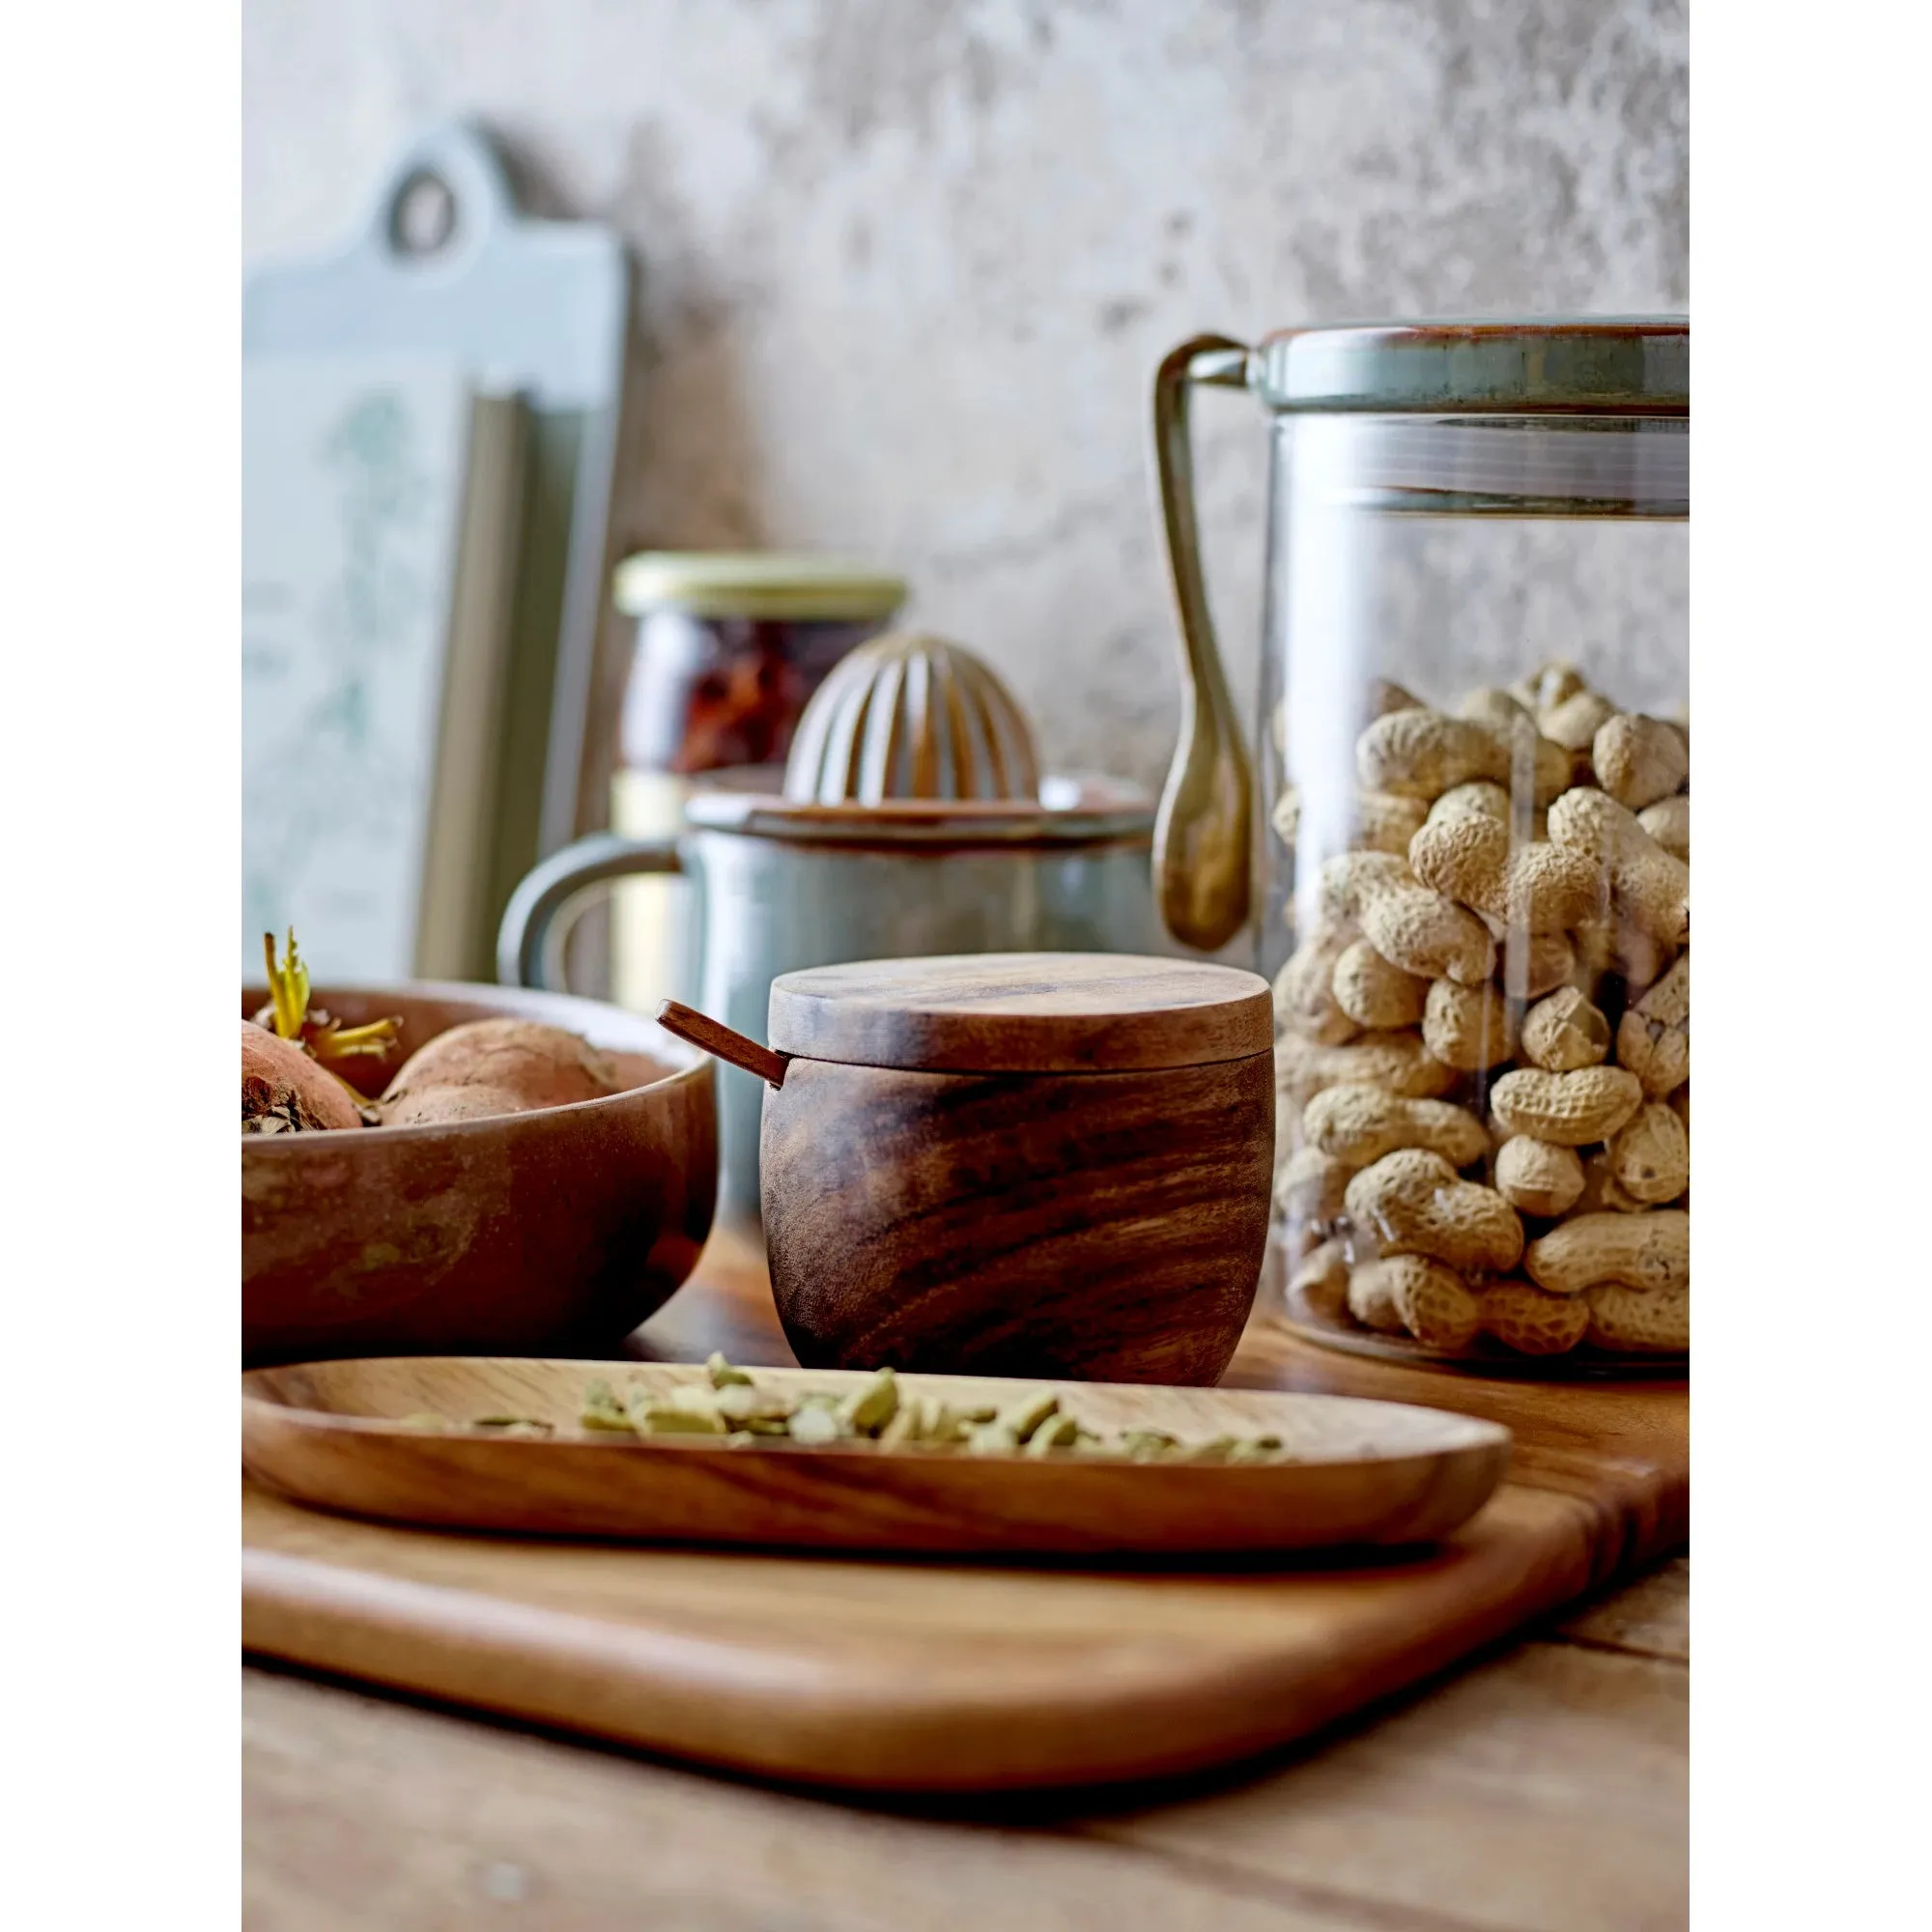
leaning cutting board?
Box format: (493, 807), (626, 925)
(246, 119), (631, 924)
(242, 1235), (1688, 1794)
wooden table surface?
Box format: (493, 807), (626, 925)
(243, 1224), (1688, 1931)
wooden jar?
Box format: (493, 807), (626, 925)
(663, 953), (1276, 1383)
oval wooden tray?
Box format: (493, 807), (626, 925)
(242, 1357), (1511, 1556)
(1283, 1285), (1689, 1380)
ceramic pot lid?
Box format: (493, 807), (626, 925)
(683, 777), (1152, 848)
(766, 952), (1273, 1074)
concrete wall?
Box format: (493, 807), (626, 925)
(245, 0), (1688, 794)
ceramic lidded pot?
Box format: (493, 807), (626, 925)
(659, 952), (1276, 1384)
(502, 634), (1169, 1223)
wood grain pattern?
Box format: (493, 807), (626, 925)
(655, 999), (789, 1088)
(766, 952), (1274, 1071)
(242, 983), (717, 1367)
(244, 1590), (1685, 1930)
(1093, 1637), (1686, 1932)
(241, 1665), (1387, 1931)
(1552, 1556), (1689, 1662)
(761, 1052), (1275, 1381)
(242, 1357), (1510, 1554)
(241, 1227), (1686, 1798)
(244, 1470), (1635, 1796)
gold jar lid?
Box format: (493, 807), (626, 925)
(613, 552), (908, 622)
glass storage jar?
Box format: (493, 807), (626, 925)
(1151, 319), (1688, 1372)
(606, 553), (906, 1012)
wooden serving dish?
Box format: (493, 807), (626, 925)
(242, 983), (716, 1366)
(241, 1356), (1510, 1555)
(660, 952), (1277, 1384)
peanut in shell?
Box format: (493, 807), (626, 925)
(1490, 1065), (1643, 1147)
(1523, 1209), (1690, 1297)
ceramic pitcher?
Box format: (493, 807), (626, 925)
(497, 781), (1165, 1222)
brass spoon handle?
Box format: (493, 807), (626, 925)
(1150, 334), (1255, 954)
(656, 1001), (790, 1089)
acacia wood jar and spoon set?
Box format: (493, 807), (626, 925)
(656, 951), (1278, 1385)
(245, 629), (1504, 1545)
(240, 624), (1533, 1804)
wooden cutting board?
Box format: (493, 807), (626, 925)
(246, 119), (631, 906)
(242, 1229), (1687, 1794)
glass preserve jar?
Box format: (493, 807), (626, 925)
(1151, 319), (1689, 1373)
(607, 553), (906, 1011)
(612, 553), (908, 781)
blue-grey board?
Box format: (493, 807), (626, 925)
(245, 120), (632, 930)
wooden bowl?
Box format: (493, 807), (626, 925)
(242, 982), (716, 1365)
(707, 954), (1276, 1385)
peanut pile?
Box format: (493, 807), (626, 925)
(1272, 663), (1690, 1357)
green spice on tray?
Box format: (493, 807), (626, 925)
(787, 1405), (844, 1446)
(453, 1360), (1300, 1463)
(837, 1366), (899, 1435)
(580, 1379), (633, 1432)
(411, 1359), (1301, 1463)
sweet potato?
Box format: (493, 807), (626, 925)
(248, 1000), (400, 1097)
(249, 929), (401, 1103)
(242, 1020), (363, 1133)
(378, 1019), (624, 1128)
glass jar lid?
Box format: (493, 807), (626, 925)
(613, 552), (908, 622)
(1249, 316), (1688, 416)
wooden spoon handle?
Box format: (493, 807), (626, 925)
(656, 1001), (790, 1089)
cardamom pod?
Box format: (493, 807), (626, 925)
(633, 1405), (730, 1435)
(580, 1379), (634, 1433)
(967, 1422), (1021, 1456)
(1025, 1413), (1082, 1456)
(995, 1390), (1060, 1443)
(838, 1367), (899, 1435)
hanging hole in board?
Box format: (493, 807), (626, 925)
(390, 169), (459, 258)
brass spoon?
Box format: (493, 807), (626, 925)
(1150, 335), (1253, 953)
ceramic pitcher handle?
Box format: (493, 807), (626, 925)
(1151, 334), (1256, 953)
(496, 831), (683, 991)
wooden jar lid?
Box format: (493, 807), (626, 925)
(766, 953), (1273, 1074)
